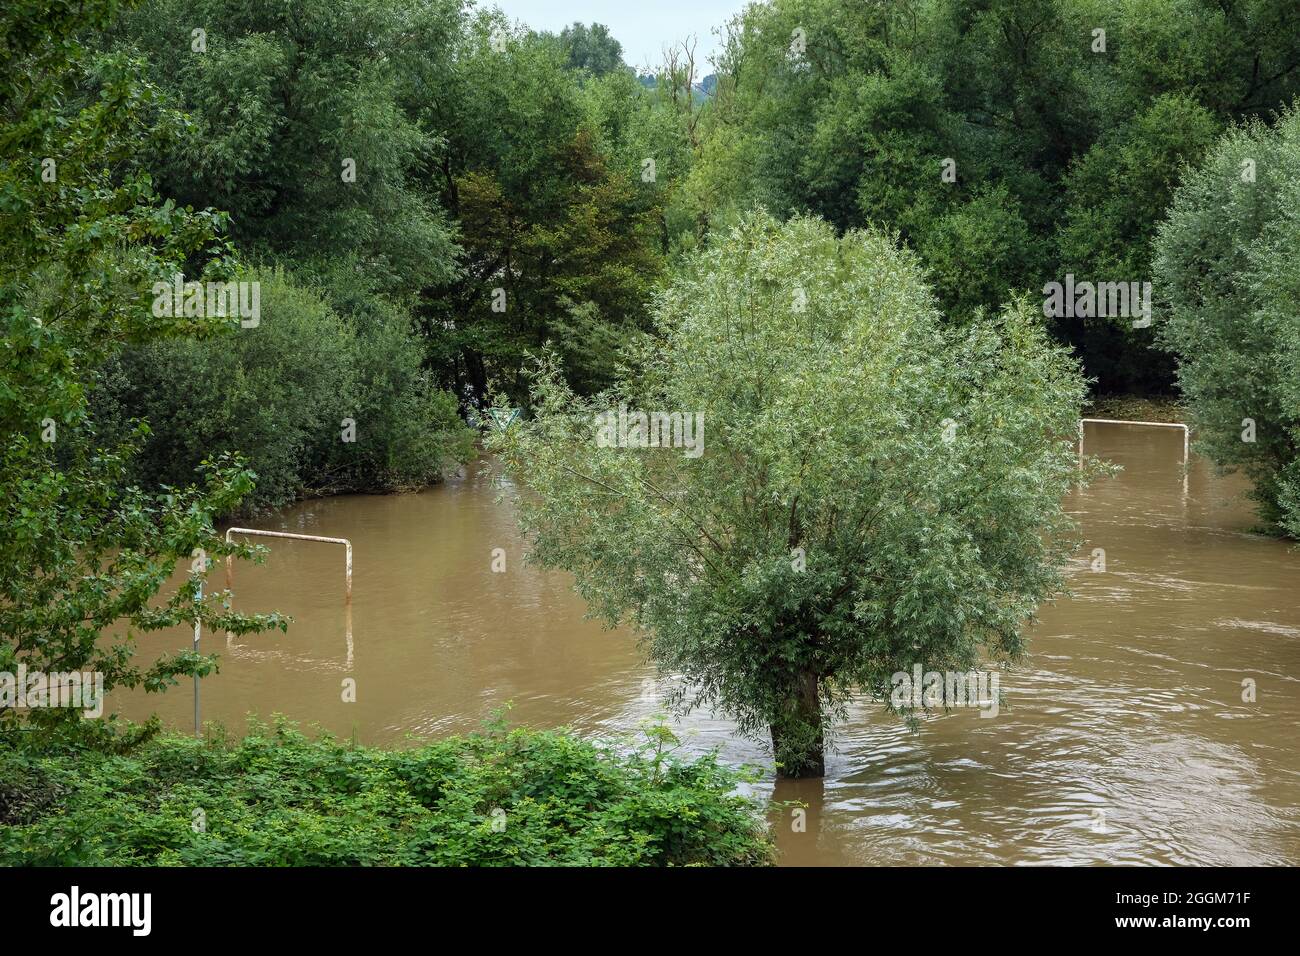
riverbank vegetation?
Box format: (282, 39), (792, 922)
(0, 719), (775, 866)
(2, 0), (290, 747)
(95, 267), (476, 509)
(1154, 105), (1300, 538)
(65, 0), (1300, 527)
(11, 0), (1300, 515)
(4, 0), (1300, 824)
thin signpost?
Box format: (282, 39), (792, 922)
(193, 579), (202, 737)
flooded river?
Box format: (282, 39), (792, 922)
(115, 423), (1300, 865)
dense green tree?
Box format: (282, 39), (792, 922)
(1055, 93), (1221, 390)
(424, 17), (664, 403)
(1101, 0), (1300, 119)
(919, 184), (1038, 321)
(95, 268), (474, 511)
(0, 0), (283, 742)
(491, 213), (1089, 777)
(107, 0), (460, 298)
(1153, 105), (1300, 536)
(557, 22), (626, 76)
(686, 0), (1300, 394)
(95, 0), (474, 503)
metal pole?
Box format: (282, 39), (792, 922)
(345, 603), (354, 670)
(194, 579), (202, 738)
(1080, 417), (1189, 429)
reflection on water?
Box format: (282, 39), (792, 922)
(114, 424), (1300, 865)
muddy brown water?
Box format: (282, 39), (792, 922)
(114, 424), (1300, 865)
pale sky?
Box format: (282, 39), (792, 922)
(481, 0), (751, 74)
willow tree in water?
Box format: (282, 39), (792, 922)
(491, 212), (1087, 777)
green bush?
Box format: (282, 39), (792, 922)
(1153, 104), (1300, 535)
(0, 720), (775, 867)
(96, 266), (474, 511)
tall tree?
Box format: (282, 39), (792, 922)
(0, 0), (283, 742)
(424, 17), (663, 404)
(107, 0), (461, 297)
(558, 22), (626, 76)
(687, 0), (1300, 393)
(1154, 105), (1300, 537)
(491, 213), (1088, 777)
(94, 0), (472, 507)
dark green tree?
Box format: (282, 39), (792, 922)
(424, 17), (663, 404)
(107, 0), (460, 297)
(558, 22), (626, 76)
(0, 0), (284, 743)
(685, 0), (1300, 394)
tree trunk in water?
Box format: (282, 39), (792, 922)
(770, 670), (825, 779)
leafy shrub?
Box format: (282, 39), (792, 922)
(0, 720), (775, 867)
(918, 184), (1038, 322)
(0, 752), (64, 826)
(96, 266), (474, 511)
(1153, 104), (1300, 535)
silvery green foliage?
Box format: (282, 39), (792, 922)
(492, 212), (1087, 776)
(1154, 106), (1300, 535)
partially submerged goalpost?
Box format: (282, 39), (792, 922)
(189, 528), (353, 736)
(1077, 417), (1190, 496)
